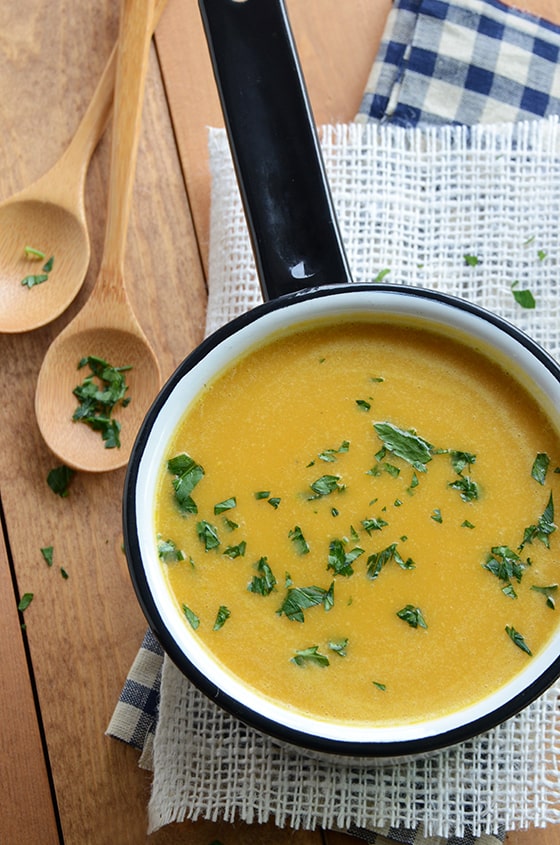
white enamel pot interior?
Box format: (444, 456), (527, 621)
(124, 0), (560, 761)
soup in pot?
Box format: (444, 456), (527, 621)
(154, 318), (560, 726)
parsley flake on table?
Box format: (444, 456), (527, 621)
(18, 592), (34, 612)
(41, 546), (54, 567)
(72, 355), (132, 449)
(47, 464), (75, 497)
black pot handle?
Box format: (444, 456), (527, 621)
(198, 0), (353, 301)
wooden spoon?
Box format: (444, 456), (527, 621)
(35, 0), (162, 473)
(0, 0), (167, 334)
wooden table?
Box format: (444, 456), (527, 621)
(1, 1), (559, 843)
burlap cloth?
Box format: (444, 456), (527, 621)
(143, 119), (560, 838)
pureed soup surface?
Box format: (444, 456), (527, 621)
(154, 317), (560, 726)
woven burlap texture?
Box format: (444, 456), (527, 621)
(148, 119), (560, 837)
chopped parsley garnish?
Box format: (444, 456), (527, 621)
(214, 497), (236, 514)
(182, 604), (200, 630)
(213, 605), (231, 630)
(277, 583), (334, 622)
(531, 584), (558, 609)
(21, 249), (54, 288)
(288, 525), (310, 555)
(397, 604), (427, 629)
(196, 520), (220, 551)
(24, 245), (45, 260)
(356, 399), (371, 412)
(254, 490), (270, 500)
(18, 593), (34, 612)
(308, 474), (345, 498)
(268, 497), (281, 509)
(519, 493), (556, 549)
(448, 475), (479, 502)
(511, 281), (536, 309)
(72, 355), (132, 449)
(366, 543), (415, 580)
(41, 546), (54, 567)
(318, 441), (350, 462)
(168, 453), (204, 514)
(361, 516), (388, 534)
(223, 540), (246, 559)
(247, 557), (277, 596)
(461, 519), (475, 529)
(505, 625), (532, 655)
(21, 272), (49, 288)
(157, 538), (185, 563)
(502, 583), (517, 600)
(449, 450), (476, 474)
(483, 545), (526, 584)
(291, 645), (330, 667)
(372, 681), (387, 691)
(431, 508), (443, 523)
(60, 567), (69, 580)
(327, 539), (364, 577)
(328, 638), (348, 657)
(531, 453), (550, 486)
(373, 422), (433, 472)
(47, 465), (75, 497)
(223, 517), (239, 531)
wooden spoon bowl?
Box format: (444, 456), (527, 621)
(35, 318), (160, 473)
(0, 199), (89, 333)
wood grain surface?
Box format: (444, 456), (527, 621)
(0, 0), (558, 843)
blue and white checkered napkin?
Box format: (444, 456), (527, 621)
(356, 0), (560, 127)
(107, 1), (560, 842)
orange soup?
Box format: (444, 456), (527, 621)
(154, 319), (560, 725)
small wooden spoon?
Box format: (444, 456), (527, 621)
(35, 0), (162, 473)
(0, 0), (167, 334)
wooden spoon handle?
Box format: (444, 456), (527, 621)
(100, 0), (158, 282)
(48, 0), (167, 207)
